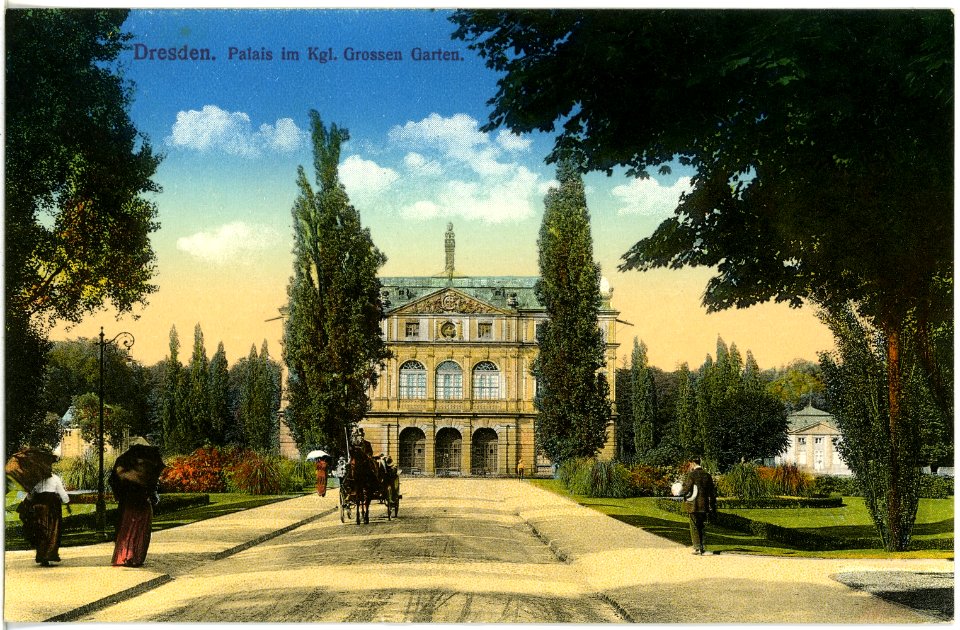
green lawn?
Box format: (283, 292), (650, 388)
(530, 478), (954, 559)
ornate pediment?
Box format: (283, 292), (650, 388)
(394, 288), (504, 315)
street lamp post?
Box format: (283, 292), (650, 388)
(97, 326), (135, 539)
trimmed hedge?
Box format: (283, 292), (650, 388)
(717, 496), (844, 509)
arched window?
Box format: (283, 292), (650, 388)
(399, 360), (426, 399)
(472, 361), (500, 400)
(436, 360), (462, 400)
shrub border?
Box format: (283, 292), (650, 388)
(717, 496), (844, 509)
(655, 498), (951, 551)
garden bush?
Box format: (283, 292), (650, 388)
(809, 475), (862, 497)
(228, 451), (282, 495)
(279, 457), (313, 492)
(918, 474), (954, 499)
(721, 463), (770, 500)
(159, 447), (236, 493)
(558, 458), (596, 496)
(56, 449), (114, 492)
(588, 460), (634, 498)
(626, 464), (675, 497)
(765, 464), (813, 497)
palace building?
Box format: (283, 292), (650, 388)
(356, 224), (620, 477)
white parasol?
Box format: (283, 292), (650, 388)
(306, 450), (331, 461)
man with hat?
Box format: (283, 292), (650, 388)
(677, 456), (718, 555)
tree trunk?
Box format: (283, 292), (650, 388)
(885, 327), (905, 551)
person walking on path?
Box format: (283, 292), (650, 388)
(516, 459), (525, 480)
(315, 458), (329, 497)
(18, 473), (71, 567)
(109, 445), (165, 568)
(678, 456), (717, 555)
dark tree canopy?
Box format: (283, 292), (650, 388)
(6, 9), (162, 325)
(6, 9), (161, 454)
(452, 10), (951, 329)
(453, 8), (951, 548)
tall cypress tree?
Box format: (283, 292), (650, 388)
(160, 325), (187, 454)
(532, 160), (611, 464)
(675, 362), (697, 456)
(208, 341), (231, 446)
(283, 110), (390, 457)
(631, 338), (656, 458)
(186, 324), (210, 449)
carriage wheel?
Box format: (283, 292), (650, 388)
(393, 497), (399, 518)
(339, 490), (346, 523)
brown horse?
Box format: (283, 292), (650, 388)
(348, 449), (380, 524)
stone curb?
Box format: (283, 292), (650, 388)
(45, 575), (174, 622)
(43, 505), (338, 622)
(211, 507), (337, 560)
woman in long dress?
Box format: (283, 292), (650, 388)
(315, 458), (329, 497)
(19, 473), (71, 566)
(110, 471), (158, 568)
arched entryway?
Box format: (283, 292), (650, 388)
(399, 427), (426, 474)
(470, 428), (499, 476)
(435, 427), (462, 476)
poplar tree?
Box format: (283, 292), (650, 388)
(186, 324), (210, 449)
(236, 342), (280, 452)
(532, 161), (611, 463)
(675, 363), (697, 456)
(283, 110), (390, 456)
(208, 341), (231, 446)
(631, 338), (656, 458)
(160, 326), (187, 454)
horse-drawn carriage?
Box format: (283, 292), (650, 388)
(338, 429), (401, 524)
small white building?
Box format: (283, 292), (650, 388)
(775, 404), (852, 476)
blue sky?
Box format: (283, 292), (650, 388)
(49, 8), (833, 369)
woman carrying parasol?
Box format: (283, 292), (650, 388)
(110, 444), (165, 568)
(6, 448), (71, 567)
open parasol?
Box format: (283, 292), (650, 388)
(112, 444), (166, 488)
(5, 447), (58, 491)
(305, 449), (331, 461)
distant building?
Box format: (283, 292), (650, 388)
(356, 224), (620, 476)
(774, 404), (852, 476)
(54, 406), (128, 460)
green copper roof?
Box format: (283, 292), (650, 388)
(787, 404), (837, 432)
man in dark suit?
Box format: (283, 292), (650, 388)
(679, 456), (718, 555)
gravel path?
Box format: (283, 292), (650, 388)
(5, 478), (953, 623)
(833, 571), (954, 621)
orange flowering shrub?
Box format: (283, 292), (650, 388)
(627, 464), (675, 497)
(160, 447), (236, 493)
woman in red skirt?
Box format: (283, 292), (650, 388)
(110, 471), (158, 568)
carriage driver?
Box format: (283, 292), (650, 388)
(351, 426), (374, 459)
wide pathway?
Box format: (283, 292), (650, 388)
(4, 478), (952, 623)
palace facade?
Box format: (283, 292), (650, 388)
(357, 225), (620, 476)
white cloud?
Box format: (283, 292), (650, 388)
(401, 166), (540, 223)
(403, 152), (443, 177)
(339, 155), (399, 195)
(496, 129), (532, 153)
(176, 221), (279, 264)
(259, 118), (305, 152)
(613, 176), (692, 217)
(387, 113), (545, 223)
(166, 105), (305, 157)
